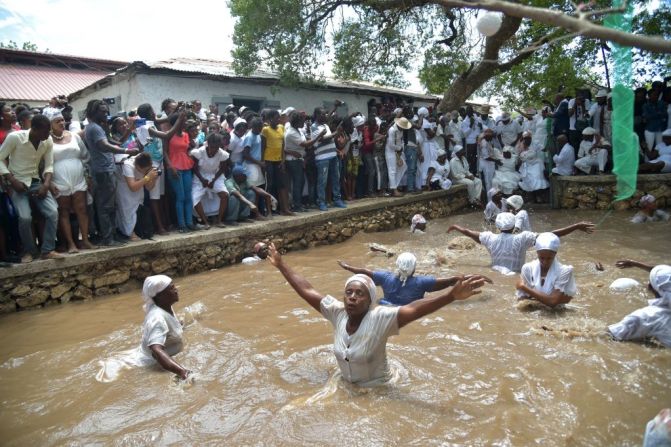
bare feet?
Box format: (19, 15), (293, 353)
(41, 251), (65, 260)
(129, 233), (141, 242)
(21, 254), (33, 264)
(79, 240), (97, 250)
(67, 245), (80, 254)
(280, 210), (296, 216)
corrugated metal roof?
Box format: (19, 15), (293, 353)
(0, 64), (112, 102)
(136, 58), (439, 101)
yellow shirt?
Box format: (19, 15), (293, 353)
(0, 130), (54, 187)
(261, 124), (284, 162)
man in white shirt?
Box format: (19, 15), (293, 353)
(0, 114), (63, 262)
(445, 110), (463, 154)
(552, 134), (576, 176)
(450, 145), (482, 205)
(460, 107), (482, 175)
(654, 129), (671, 157)
(574, 127), (611, 174)
(386, 117), (410, 197)
(496, 112), (522, 148)
(479, 128), (500, 192)
(589, 90), (609, 137)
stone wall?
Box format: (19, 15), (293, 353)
(551, 173), (671, 210)
(0, 188), (468, 313)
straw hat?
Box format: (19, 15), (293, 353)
(395, 117), (412, 130)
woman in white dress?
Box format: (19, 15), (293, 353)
(516, 232), (577, 308)
(115, 153), (158, 240)
(417, 114), (439, 190)
(517, 131), (549, 202)
(49, 114), (94, 252)
(483, 187), (507, 223)
(267, 243), (487, 387)
(425, 149), (452, 190)
(491, 146), (520, 195)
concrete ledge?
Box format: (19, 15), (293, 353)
(0, 186), (468, 312)
(550, 173), (671, 210)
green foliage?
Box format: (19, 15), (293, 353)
(0, 40), (41, 52)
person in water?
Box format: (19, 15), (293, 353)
(630, 194), (670, 224)
(515, 232), (577, 308)
(447, 213), (594, 274)
(483, 187), (507, 223)
(139, 275), (191, 380)
(338, 252), (492, 306)
(608, 261), (671, 348)
(267, 243), (487, 386)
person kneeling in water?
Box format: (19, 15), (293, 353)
(515, 233), (576, 308)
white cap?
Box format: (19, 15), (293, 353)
(393, 107), (403, 116)
(281, 107), (295, 116)
(501, 112), (511, 120)
(506, 195), (524, 210)
(238, 106), (248, 114)
(437, 149), (447, 157)
(582, 127), (596, 136)
(417, 107), (429, 117)
(233, 117), (247, 128)
(596, 89), (608, 98)
(663, 129), (671, 137)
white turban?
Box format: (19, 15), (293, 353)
(410, 214), (426, 232)
(345, 274), (379, 307)
(393, 107), (403, 116)
(453, 145), (464, 155)
(506, 195), (524, 210)
(233, 117), (247, 128)
(640, 194), (656, 206)
(141, 275), (172, 313)
(535, 232), (560, 252)
(495, 212), (516, 231)
(582, 127), (596, 136)
(396, 252), (417, 285)
(663, 129), (671, 137)
(437, 149), (447, 158)
(418, 107), (429, 117)
(649, 264), (671, 308)
(487, 187), (500, 202)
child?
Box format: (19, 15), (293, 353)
(191, 133), (230, 228)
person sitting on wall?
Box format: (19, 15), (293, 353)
(639, 145), (671, 174)
(630, 194), (671, 223)
(337, 252), (492, 306)
(574, 127), (611, 175)
(426, 149), (452, 191)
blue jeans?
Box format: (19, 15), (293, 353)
(225, 189), (256, 222)
(167, 169), (193, 228)
(93, 171), (117, 243)
(286, 159), (305, 209)
(9, 180), (59, 255)
(404, 145), (418, 191)
(316, 156), (341, 205)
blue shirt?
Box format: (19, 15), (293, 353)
(242, 131), (262, 162)
(372, 270), (436, 306)
(85, 122), (114, 173)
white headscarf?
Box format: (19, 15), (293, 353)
(506, 195), (524, 211)
(141, 275), (172, 313)
(535, 232), (560, 252)
(487, 187), (500, 202)
(396, 252), (417, 285)
(345, 274), (379, 307)
(649, 264), (671, 308)
(495, 212), (516, 231)
(640, 194), (656, 207)
(410, 214), (426, 233)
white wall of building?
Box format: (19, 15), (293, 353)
(71, 71), (437, 119)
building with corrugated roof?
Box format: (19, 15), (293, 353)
(67, 58), (441, 119)
(0, 48), (126, 108)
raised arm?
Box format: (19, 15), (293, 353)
(615, 259), (655, 272)
(149, 111), (186, 140)
(337, 260), (374, 277)
(397, 276), (487, 328)
(447, 224), (482, 244)
(431, 273), (493, 292)
(551, 221), (595, 237)
(268, 243), (325, 312)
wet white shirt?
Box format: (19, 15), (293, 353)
(631, 210), (671, 223)
(609, 303), (671, 348)
(479, 231), (538, 273)
(514, 210), (532, 232)
(517, 259), (577, 300)
(140, 305), (184, 361)
(320, 295), (399, 387)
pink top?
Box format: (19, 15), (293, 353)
(168, 133), (194, 170)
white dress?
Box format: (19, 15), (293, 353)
(531, 115), (549, 149)
(450, 155), (482, 203)
(492, 155), (520, 195)
(514, 210), (532, 232)
(609, 301), (671, 348)
(320, 295), (399, 387)
(516, 258), (577, 301)
(385, 126), (407, 190)
(518, 145), (550, 191)
(479, 231), (538, 274)
(428, 159), (452, 190)
(191, 146), (229, 206)
(484, 200), (507, 223)
(115, 158), (145, 237)
(52, 134), (89, 197)
(417, 122), (439, 189)
(478, 139), (497, 192)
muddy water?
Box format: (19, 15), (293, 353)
(0, 209), (669, 446)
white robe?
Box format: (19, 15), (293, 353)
(450, 155), (482, 203)
(518, 146), (549, 191)
(552, 143), (576, 176)
(115, 158), (145, 237)
(479, 231), (538, 274)
(609, 302), (671, 348)
(492, 155), (520, 195)
(516, 258), (577, 300)
(385, 126), (407, 189)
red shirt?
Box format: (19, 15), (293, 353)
(361, 125), (377, 154)
(168, 133), (194, 170)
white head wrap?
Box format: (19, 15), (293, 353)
(437, 149), (447, 158)
(534, 232), (560, 252)
(396, 252), (417, 285)
(410, 214), (427, 232)
(487, 187), (501, 202)
(640, 194), (656, 206)
(596, 89), (608, 98)
(582, 127), (596, 136)
(662, 129), (671, 137)
(649, 264), (671, 307)
(393, 107), (403, 116)
(281, 107), (295, 116)
(345, 274), (379, 307)
(495, 212), (516, 231)
(417, 107), (429, 117)
(141, 275), (172, 313)
(506, 195), (524, 210)
(352, 115), (366, 127)
(453, 145), (464, 155)
(233, 117), (247, 128)
(501, 112), (511, 120)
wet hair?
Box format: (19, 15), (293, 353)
(85, 99), (106, 119)
(136, 103), (153, 119)
(134, 152), (152, 168)
(207, 132), (224, 149)
(161, 98), (175, 112)
(31, 114), (51, 130)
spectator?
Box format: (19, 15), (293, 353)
(496, 112), (522, 148)
(385, 117), (409, 198)
(228, 118), (248, 166)
(361, 115), (380, 197)
(191, 133), (230, 228)
(460, 106), (482, 175)
(284, 111), (323, 212)
(373, 119), (390, 196)
(84, 100), (138, 246)
(0, 114), (63, 261)
(116, 152), (158, 240)
(312, 107), (347, 210)
(642, 89), (668, 152)
(568, 93), (591, 150)
(517, 131), (549, 202)
(445, 110), (463, 155)
(224, 165), (267, 223)
(574, 127), (611, 175)
(589, 90), (609, 137)
(262, 110), (293, 215)
(549, 92), (570, 138)
(450, 145), (482, 206)
(478, 128), (499, 193)
(552, 134), (575, 176)
(165, 114), (197, 233)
